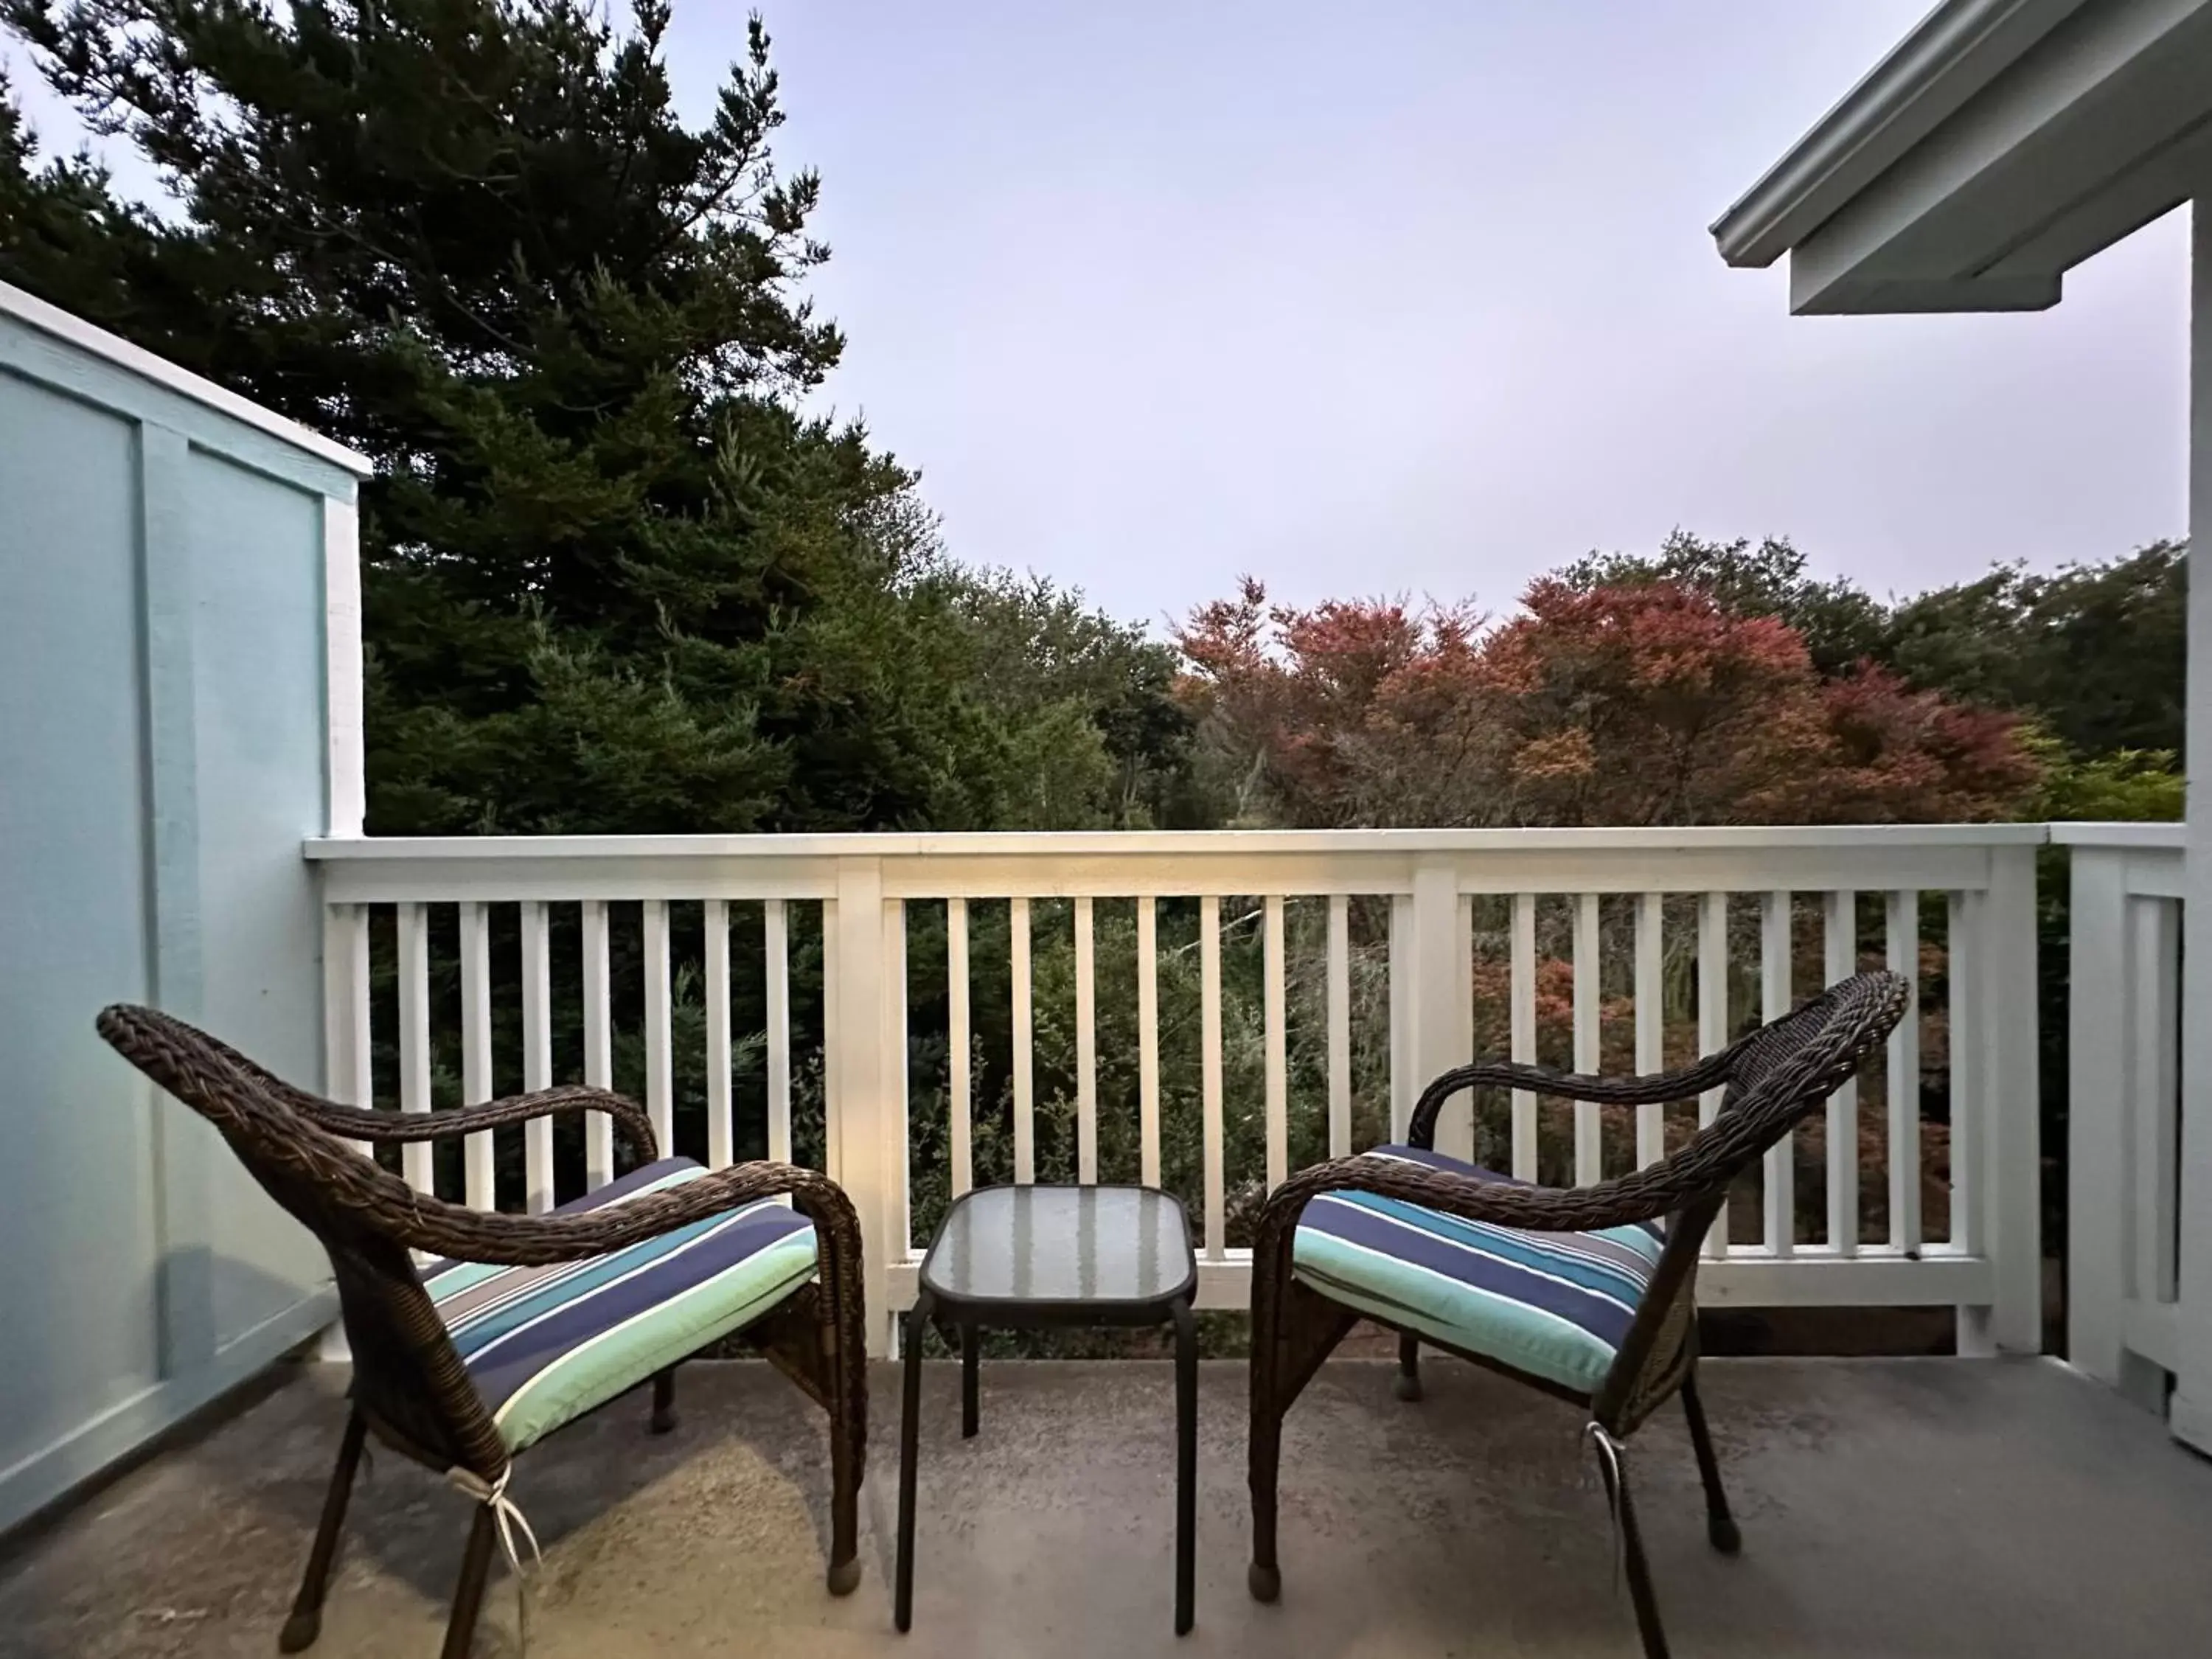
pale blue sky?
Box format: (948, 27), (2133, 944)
(9, 2), (2190, 628)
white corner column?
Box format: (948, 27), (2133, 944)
(2172, 198), (2212, 1453)
(323, 493), (365, 838)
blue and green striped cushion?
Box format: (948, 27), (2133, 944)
(1293, 1145), (1664, 1396)
(421, 1158), (819, 1454)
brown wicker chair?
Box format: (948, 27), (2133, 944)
(1246, 970), (1909, 1659)
(96, 1004), (867, 1659)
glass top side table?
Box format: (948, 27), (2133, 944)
(894, 1184), (1199, 1635)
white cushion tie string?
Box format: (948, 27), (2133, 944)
(447, 1461), (541, 1651)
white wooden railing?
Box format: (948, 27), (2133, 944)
(2061, 823), (2187, 1411)
(309, 827), (2046, 1356)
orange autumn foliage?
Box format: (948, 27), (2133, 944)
(1176, 577), (2039, 828)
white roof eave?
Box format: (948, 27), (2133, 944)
(1709, 0), (2089, 269)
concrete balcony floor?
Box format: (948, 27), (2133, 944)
(4, 1354), (2210, 1658)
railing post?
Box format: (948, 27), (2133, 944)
(2067, 848), (2131, 1387)
(826, 857), (900, 1357)
(320, 900), (372, 1124)
(1972, 842), (2042, 1354)
(1404, 860), (1471, 1159)
(316, 897), (370, 1361)
(2125, 888), (2183, 1411)
(1388, 894), (1414, 1141)
(2183, 813), (2212, 1447)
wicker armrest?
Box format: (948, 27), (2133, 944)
(384, 1159), (859, 1267)
(157, 1014), (661, 1169)
(307, 1086), (658, 1165)
(1405, 1054), (1733, 1150)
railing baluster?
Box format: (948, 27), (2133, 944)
(765, 899), (791, 1166)
(582, 898), (613, 1188)
(1573, 892), (1601, 1185)
(1012, 897), (1034, 1184)
(947, 897), (971, 1198)
(1635, 891), (1663, 1168)
(1699, 891), (1728, 1257)
(1762, 890), (1794, 1255)
(397, 900), (434, 1194)
(1138, 897), (1161, 1186)
(521, 900), (553, 1211)
(1824, 889), (1858, 1254)
(705, 898), (733, 1169)
(1201, 894), (1225, 1260)
(1511, 892), (1537, 1180)
(1326, 894), (1352, 1158)
(1076, 896), (1098, 1183)
(459, 900), (494, 1210)
(643, 899), (673, 1157)
(1885, 889), (1921, 1254)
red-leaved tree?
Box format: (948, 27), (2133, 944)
(1175, 577), (2039, 828)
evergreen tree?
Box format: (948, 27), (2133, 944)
(2, 0), (1193, 833)
(1882, 543), (2185, 759)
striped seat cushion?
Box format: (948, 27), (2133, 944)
(1293, 1145), (1664, 1396)
(422, 1158), (819, 1454)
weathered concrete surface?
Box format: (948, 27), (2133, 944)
(2, 1357), (2209, 1658)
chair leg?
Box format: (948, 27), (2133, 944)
(1173, 1298), (1197, 1635)
(1591, 1432), (1671, 1659)
(894, 1296), (928, 1632)
(438, 1506), (498, 1659)
(1247, 1385), (1283, 1603)
(1394, 1331), (1423, 1402)
(650, 1366), (678, 1434)
(1248, 1262), (1354, 1604)
(1680, 1371), (1740, 1554)
(824, 1284), (864, 1598)
(279, 1410), (367, 1653)
(1248, 1285), (1285, 1604)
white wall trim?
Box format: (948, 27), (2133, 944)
(0, 281), (372, 477)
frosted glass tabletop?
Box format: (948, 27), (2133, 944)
(919, 1186), (1196, 1317)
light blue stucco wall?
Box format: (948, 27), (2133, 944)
(0, 293), (357, 1531)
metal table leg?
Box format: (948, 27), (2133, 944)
(961, 1321), (980, 1439)
(1173, 1295), (1197, 1635)
(895, 1291), (931, 1633)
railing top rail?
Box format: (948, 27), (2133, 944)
(306, 823), (2053, 862)
(2047, 821), (2185, 850)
